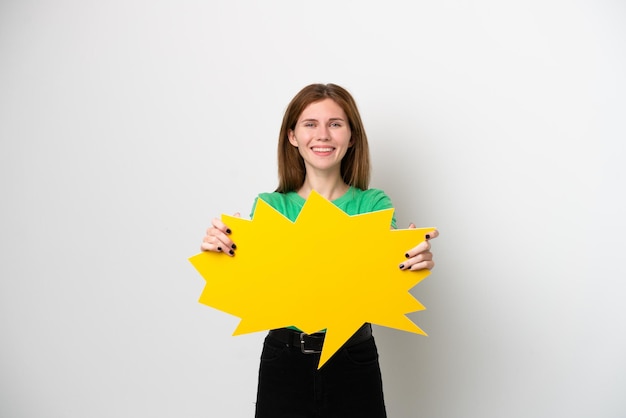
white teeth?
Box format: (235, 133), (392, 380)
(312, 147), (333, 152)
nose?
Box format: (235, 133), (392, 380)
(317, 125), (330, 141)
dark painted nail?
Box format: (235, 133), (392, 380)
(399, 264), (404, 269)
(217, 246), (222, 251)
(425, 234), (431, 239)
(226, 228), (232, 234)
(405, 253), (410, 258)
(229, 249), (234, 255)
(232, 243), (237, 249)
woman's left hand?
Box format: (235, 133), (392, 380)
(399, 225), (438, 271)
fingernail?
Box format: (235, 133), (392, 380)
(229, 249), (234, 255)
(425, 234), (431, 239)
(399, 264), (404, 269)
(226, 228), (232, 234)
(405, 253), (410, 258)
(231, 243), (237, 249)
(217, 246), (222, 251)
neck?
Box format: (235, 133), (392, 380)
(297, 173), (350, 201)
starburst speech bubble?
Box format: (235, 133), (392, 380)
(189, 191), (435, 368)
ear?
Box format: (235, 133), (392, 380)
(288, 130), (298, 147)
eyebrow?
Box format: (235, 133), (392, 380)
(300, 117), (346, 122)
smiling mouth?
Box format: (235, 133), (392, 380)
(311, 147), (334, 153)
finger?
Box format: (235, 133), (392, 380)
(200, 234), (237, 256)
(233, 212), (241, 218)
(399, 251), (434, 270)
(400, 250), (433, 266)
(426, 229), (439, 240)
(399, 250), (432, 270)
(404, 259), (435, 271)
(407, 224), (438, 240)
(211, 217), (232, 235)
(200, 218), (237, 255)
(403, 240), (431, 259)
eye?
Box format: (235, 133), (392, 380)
(304, 122), (316, 127)
(330, 122), (343, 128)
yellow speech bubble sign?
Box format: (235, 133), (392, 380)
(189, 191), (435, 368)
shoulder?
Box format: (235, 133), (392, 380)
(250, 191), (304, 220)
(257, 191), (284, 205)
(257, 191), (303, 207)
(338, 187), (396, 227)
(250, 192), (281, 215)
(351, 188), (394, 210)
(336, 187), (394, 214)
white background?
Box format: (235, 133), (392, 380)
(1, 1), (625, 417)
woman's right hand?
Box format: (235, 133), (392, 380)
(200, 213), (240, 256)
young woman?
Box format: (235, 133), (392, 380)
(201, 83), (438, 418)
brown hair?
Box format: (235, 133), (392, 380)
(275, 83), (371, 193)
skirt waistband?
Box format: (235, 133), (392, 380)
(267, 323), (372, 354)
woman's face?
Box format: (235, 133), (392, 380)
(288, 98), (353, 176)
